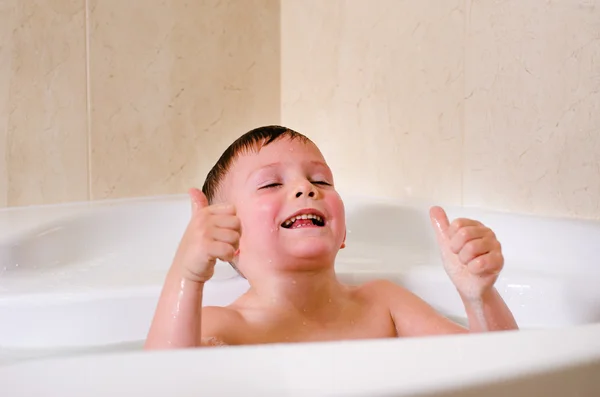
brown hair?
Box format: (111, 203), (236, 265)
(201, 125), (311, 203)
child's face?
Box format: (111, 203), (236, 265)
(221, 138), (346, 274)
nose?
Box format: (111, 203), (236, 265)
(293, 181), (317, 199)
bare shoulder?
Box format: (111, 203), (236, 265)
(348, 278), (416, 310)
(356, 278), (438, 314)
(357, 278), (468, 336)
(354, 278), (413, 300)
(200, 305), (246, 346)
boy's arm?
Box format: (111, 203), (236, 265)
(460, 287), (518, 332)
(144, 188), (240, 350)
(381, 281), (468, 336)
(426, 206), (519, 332)
(378, 281), (516, 336)
(144, 265), (206, 349)
(144, 265), (235, 349)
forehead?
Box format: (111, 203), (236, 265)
(222, 137), (328, 190)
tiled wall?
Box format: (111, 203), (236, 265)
(1, 0), (599, 221)
(282, 0), (600, 220)
(0, 0), (280, 207)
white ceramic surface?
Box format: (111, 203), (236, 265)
(0, 194), (599, 396)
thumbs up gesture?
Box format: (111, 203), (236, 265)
(429, 206), (503, 300)
(172, 188), (241, 284)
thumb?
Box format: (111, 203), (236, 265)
(429, 206), (450, 243)
(188, 188), (209, 214)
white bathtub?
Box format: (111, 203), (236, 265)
(0, 194), (599, 396)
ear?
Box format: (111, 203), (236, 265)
(340, 229), (347, 249)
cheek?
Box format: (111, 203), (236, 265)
(239, 197), (280, 238)
(326, 194), (346, 228)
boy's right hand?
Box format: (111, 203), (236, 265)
(173, 188), (241, 284)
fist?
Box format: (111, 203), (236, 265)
(429, 206), (503, 299)
(173, 188), (241, 283)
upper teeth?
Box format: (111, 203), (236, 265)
(283, 214), (323, 227)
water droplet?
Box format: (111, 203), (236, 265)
(302, 308), (307, 312)
(328, 298), (332, 303)
(302, 321), (307, 326)
(289, 148), (294, 152)
(292, 280), (297, 285)
(268, 259), (272, 263)
(270, 228), (274, 233)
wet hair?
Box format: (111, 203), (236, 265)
(201, 125), (311, 277)
(201, 125), (311, 204)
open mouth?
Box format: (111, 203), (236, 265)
(281, 213), (326, 229)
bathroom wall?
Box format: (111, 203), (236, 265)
(282, 0), (600, 220)
(1, 0), (599, 221)
(0, 0), (280, 207)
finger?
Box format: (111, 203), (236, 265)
(449, 226), (494, 254)
(447, 218), (483, 239)
(211, 228), (240, 247)
(208, 203), (236, 215)
(189, 188), (209, 214)
(212, 214), (241, 231)
(429, 206), (451, 243)
(466, 251), (503, 276)
(458, 237), (497, 264)
(208, 241), (236, 262)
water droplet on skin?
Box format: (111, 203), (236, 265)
(328, 298), (332, 303)
(268, 259), (272, 263)
(302, 308), (307, 312)
(292, 280), (297, 285)
(302, 321), (307, 326)
(289, 148), (294, 152)
(270, 228), (274, 233)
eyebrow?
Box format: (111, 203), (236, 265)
(246, 163), (280, 182)
(245, 161), (330, 182)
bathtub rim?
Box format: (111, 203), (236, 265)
(1, 191), (600, 226)
(0, 321), (599, 396)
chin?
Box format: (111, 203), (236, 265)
(285, 239), (339, 263)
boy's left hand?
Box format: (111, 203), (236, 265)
(429, 206), (503, 300)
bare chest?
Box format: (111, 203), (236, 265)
(235, 301), (397, 345)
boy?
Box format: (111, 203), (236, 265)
(145, 126), (518, 349)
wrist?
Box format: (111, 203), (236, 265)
(458, 286), (497, 306)
(169, 262), (209, 288)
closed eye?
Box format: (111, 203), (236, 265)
(260, 183), (281, 189)
(312, 181), (331, 186)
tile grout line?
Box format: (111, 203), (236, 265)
(461, 0), (468, 208)
(84, 0), (93, 201)
(279, 0), (284, 125)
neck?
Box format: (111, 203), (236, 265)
(245, 265), (346, 313)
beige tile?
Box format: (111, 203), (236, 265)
(281, 0), (465, 205)
(0, 0), (16, 208)
(88, 0), (280, 200)
(3, 0), (89, 207)
(464, 0), (600, 219)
